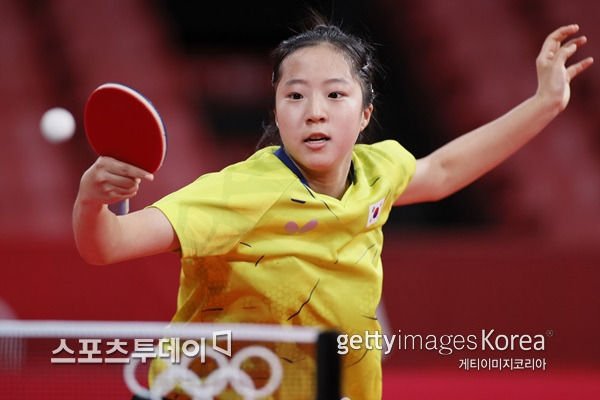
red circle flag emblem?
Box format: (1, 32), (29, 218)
(372, 207), (380, 219)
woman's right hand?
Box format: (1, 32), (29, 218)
(74, 157), (177, 265)
(78, 156), (154, 208)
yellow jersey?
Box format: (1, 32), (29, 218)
(151, 140), (416, 399)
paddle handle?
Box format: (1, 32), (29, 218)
(108, 199), (130, 215)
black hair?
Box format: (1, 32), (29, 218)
(256, 14), (380, 149)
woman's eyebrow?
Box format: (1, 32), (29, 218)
(282, 77), (350, 86)
(281, 78), (307, 87)
(325, 78), (351, 85)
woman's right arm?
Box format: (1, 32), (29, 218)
(73, 156), (179, 265)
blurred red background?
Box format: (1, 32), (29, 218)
(1, 1), (598, 398)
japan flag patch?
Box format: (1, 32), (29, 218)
(366, 197), (385, 227)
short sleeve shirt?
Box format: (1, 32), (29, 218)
(152, 140), (416, 399)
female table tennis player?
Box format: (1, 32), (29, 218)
(73, 15), (592, 399)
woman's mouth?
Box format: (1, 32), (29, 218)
(304, 133), (330, 143)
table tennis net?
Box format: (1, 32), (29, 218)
(0, 320), (340, 399)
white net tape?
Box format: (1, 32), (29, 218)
(0, 320), (319, 342)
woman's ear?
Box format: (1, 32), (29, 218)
(360, 104), (374, 131)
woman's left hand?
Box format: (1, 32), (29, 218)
(535, 24), (593, 112)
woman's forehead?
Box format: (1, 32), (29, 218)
(279, 44), (354, 81)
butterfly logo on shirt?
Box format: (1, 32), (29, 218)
(284, 219), (318, 234)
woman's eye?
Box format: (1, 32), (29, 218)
(289, 93), (303, 100)
(328, 92), (343, 99)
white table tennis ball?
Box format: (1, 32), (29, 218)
(40, 107), (76, 143)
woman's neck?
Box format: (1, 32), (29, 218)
(299, 159), (352, 200)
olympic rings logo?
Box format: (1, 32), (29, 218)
(124, 345), (283, 400)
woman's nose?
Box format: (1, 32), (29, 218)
(305, 96), (327, 123)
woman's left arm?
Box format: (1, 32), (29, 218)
(396, 24), (593, 206)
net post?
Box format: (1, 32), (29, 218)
(316, 330), (340, 400)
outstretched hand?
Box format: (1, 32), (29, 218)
(536, 24), (593, 111)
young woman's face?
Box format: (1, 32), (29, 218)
(274, 44), (372, 176)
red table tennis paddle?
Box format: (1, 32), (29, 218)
(84, 83), (167, 215)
